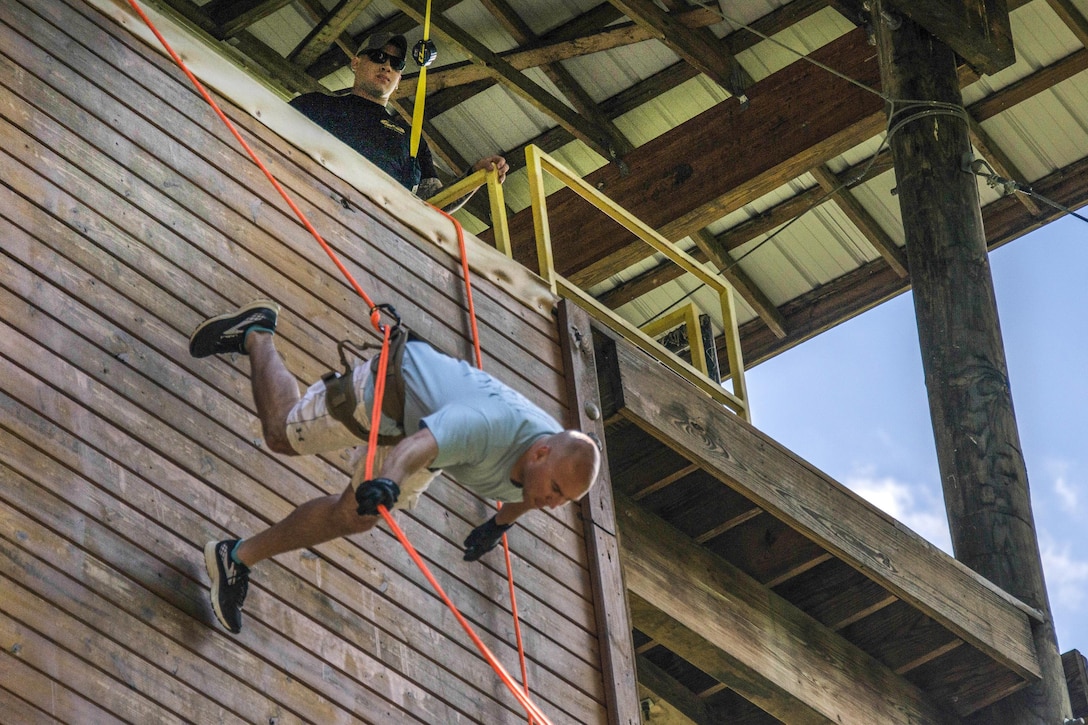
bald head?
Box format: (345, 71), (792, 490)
(547, 430), (601, 501)
(515, 430), (602, 512)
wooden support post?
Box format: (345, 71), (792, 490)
(557, 299), (641, 725)
(871, 3), (1072, 722)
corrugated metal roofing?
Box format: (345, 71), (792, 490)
(207, 0), (1087, 350)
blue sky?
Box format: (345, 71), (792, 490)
(744, 214), (1087, 655)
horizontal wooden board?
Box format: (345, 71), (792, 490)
(0, 0), (617, 721)
(607, 330), (1039, 682)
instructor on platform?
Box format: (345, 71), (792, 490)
(290, 33), (508, 208)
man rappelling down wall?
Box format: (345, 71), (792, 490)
(188, 299), (601, 635)
(105, 3), (598, 719)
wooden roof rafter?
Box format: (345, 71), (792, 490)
(474, 0), (629, 162)
(1044, 0), (1088, 47)
(690, 229), (789, 339)
(427, 0), (832, 172)
(293, 0), (357, 63)
(810, 164), (910, 277)
(302, 0), (460, 79)
(383, 0), (631, 163)
(203, 0), (293, 40)
(392, 23), (668, 101)
(605, 0), (754, 97)
(288, 0), (374, 68)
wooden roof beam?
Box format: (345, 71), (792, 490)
(603, 330), (1041, 687)
(690, 229), (789, 338)
(606, 0), (753, 96)
(882, 0), (1015, 74)
(288, 0), (374, 69)
(293, 0), (357, 63)
(204, 0), (293, 39)
(495, 29), (887, 289)
(1044, 0), (1088, 47)
(386, 0), (629, 163)
(810, 165), (909, 277)
(303, 0), (462, 79)
(394, 23), (661, 99)
(970, 47), (1088, 120)
(619, 502), (958, 724)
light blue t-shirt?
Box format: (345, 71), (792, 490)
(364, 341), (562, 502)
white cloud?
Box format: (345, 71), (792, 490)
(1054, 475), (1077, 511)
(1041, 536), (1088, 610)
(841, 473), (1087, 650)
(1044, 458), (1080, 514)
(843, 471), (953, 554)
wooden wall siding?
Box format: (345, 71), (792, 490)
(0, 0), (614, 722)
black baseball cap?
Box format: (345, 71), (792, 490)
(356, 33), (407, 58)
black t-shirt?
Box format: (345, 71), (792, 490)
(289, 92), (437, 192)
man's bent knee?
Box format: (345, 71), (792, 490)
(262, 423), (297, 455)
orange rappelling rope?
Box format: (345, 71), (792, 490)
(437, 205), (534, 720)
(123, 2), (549, 722)
(363, 321), (547, 725)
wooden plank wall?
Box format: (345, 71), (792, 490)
(0, 0), (612, 722)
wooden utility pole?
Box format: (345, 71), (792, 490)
(871, 3), (1072, 722)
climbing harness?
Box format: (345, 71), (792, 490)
(321, 305), (412, 443)
(123, 2), (548, 722)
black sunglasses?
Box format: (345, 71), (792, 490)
(363, 49), (406, 72)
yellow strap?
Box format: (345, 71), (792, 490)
(409, 0), (433, 158)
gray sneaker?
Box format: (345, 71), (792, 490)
(204, 539), (250, 634)
(189, 300), (279, 358)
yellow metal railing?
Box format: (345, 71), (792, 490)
(524, 145), (749, 420)
(426, 167), (511, 256)
(639, 302), (709, 377)
(434, 146), (749, 420)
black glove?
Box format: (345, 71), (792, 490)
(355, 478), (400, 516)
(463, 515), (513, 561)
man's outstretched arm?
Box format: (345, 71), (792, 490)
(380, 427), (439, 483)
(418, 154), (509, 213)
(495, 499), (532, 526)
(355, 428), (439, 514)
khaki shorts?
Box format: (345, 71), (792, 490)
(285, 359), (439, 511)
